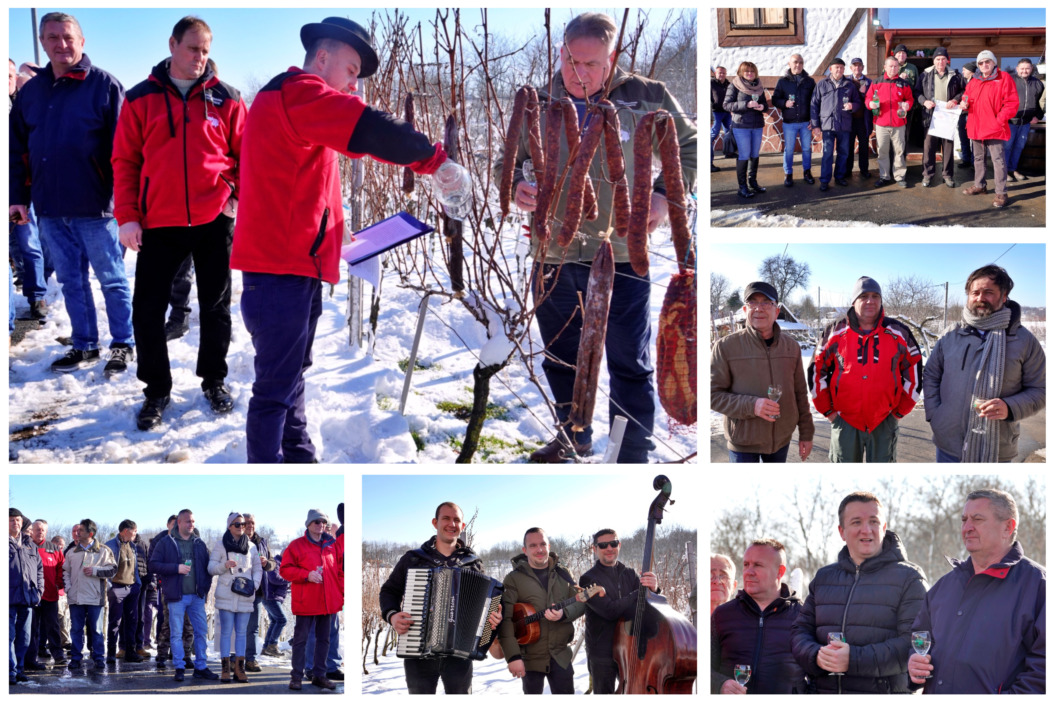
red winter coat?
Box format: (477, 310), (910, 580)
(869, 76), (913, 128)
(965, 69), (1019, 141)
(230, 68), (446, 284)
(280, 532), (343, 616)
(35, 539), (65, 601)
(112, 59), (246, 229)
(808, 306), (923, 433)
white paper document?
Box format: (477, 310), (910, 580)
(340, 211), (434, 266)
(928, 104), (961, 142)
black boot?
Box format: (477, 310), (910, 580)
(736, 160), (754, 199)
(784, 173), (794, 187)
(803, 169), (815, 185)
(748, 158), (767, 193)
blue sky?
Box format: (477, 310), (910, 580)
(887, 8), (1045, 29)
(8, 474), (343, 540)
(362, 473), (700, 550)
(709, 243), (1046, 308)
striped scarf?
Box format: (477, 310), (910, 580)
(960, 305), (1011, 462)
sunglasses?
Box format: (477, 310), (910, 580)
(311, 520), (327, 526)
(231, 522), (245, 528)
(595, 540), (620, 549)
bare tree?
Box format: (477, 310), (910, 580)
(710, 273), (731, 317)
(884, 274), (943, 324)
(758, 254), (811, 305)
(796, 293), (817, 321)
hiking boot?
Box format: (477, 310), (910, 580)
(261, 644), (282, 657)
(193, 667), (220, 680)
(137, 395), (171, 431)
(136, 648), (151, 658)
(529, 437), (591, 463)
(29, 300), (47, 320)
(992, 194), (1008, 208)
(244, 659), (261, 673)
(963, 184), (987, 195)
(174, 668), (185, 682)
(104, 344), (133, 376)
(203, 382), (234, 414)
(164, 319), (189, 341)
(289, 676), (303, 691)
(220, 657), (231, 683)
(326, 669), (344, 681)
(783, 173), (793, 187)
(311, 676), (337, 690)
(233, 657), (249, 683)
(803, 170), (815, 185)
(51, 348), (100, 372)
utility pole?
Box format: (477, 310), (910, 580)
(31, 9), (40, 65)
(943, 282), (948, 329)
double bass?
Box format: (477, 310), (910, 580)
(614, 475), (697, 694)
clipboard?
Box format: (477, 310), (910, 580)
(340, 211), (434, 266)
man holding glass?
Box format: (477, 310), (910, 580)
(923, 265), (1045, 463)
(908, 489), (1044, 693)
(810, 57), (862, 192)
(870, 57), (914, 188)
(710, 281), (814, 463)
(791, 492), (927, 693)
(710, 539), (805, 694)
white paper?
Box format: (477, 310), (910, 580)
(348, 255), (381, 290)
(928, 104), (961, 141)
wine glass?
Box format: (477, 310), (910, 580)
(911, 631), (932, 679)
(826, 632), (846, 676)
(734, 664), (751, 687)
(767, 384), (782, 420)
(970, 396), (988, 434)
(522, 159), (537, 187)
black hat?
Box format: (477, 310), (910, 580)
(10, 507), (23, 518)
(337, 502), (344, 525)
(300, 17), (379, 78)
(894, 44), (909, 54)
(743, 281), (779, 303)
(829, 57), (846, 68)
(963, 61), (977, 73)
(934, 47), (949, 59)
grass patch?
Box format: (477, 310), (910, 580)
(410, 430), (426, 453)
(477, 435), (538, 462)
(398, 357), (438, 373)
(436, 400), (510, 422)
(376, 394), (396, 411)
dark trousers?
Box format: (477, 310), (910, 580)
(107, 583), (140, 654)
(728, 443), (790, 463)
(290, 614), (330, 680)
(843, 112), (872, 176)
(28, 599), (63, 662)
(958, 113), (972, 163)
(532, 261), (655, 462)
(244, 593), (263, 661)
(523, 655), (575, 694)
(241, 272), (323, 463)
(132, 213), (234, 397)
(156, 592), (193, 661)
(168, 255), (194, 326)
(922, 134), (954, 180)
(589, 657), (620, 694)
(403, 655), (473, 694)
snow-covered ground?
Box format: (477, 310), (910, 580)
(711, 208), (964, 228)
(9, 223), (696, 464)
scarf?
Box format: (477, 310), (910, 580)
(731, 75), (762, 98)
(223, 529), (250, 555)
(960, 305), (1011, 462)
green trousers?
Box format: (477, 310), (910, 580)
(829, 413), (899, 463)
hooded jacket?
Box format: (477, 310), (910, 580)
(923, 300), (1046, 462)
(209, 536), (262, 613)
(280, 530), (343, 616)
(711, 584), (805, 694)
(498, 552), (585, 672)
(148, 526), (214, 601)
(63, 537), (117, 606)
(263, 553), (290, 602)
(809, 305), (923, 433)
(911, 541), (1044, 694)
(10, 533), (44, 607)
(915, 66), (966, 129)
(34, 537), (65, 601)
(112, 58), (246, 229)
(578, 559), (647, 663)
(379, 536), (486, 626)
(772, 70), (816, 124)
(965, 68), (1019, 141)
(810, 75), (863, 132)
(791, 531), (927, 693)
(711, 320), (814, 455)
(230, 67), (445, 285)
(1009, 73), (1045, 125)
(869, 75), (913, 128)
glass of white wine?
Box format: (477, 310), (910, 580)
(767, 384), (783, 420)
(734, 664), (751, 687)
(826, 632), (846, 676)
(970, 396), (988, 434)
(912, 631), (932, 679)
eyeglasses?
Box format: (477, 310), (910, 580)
(595, 540), (620, 549)
(745, 301), (775, 310)
(231, 522), (245, 528)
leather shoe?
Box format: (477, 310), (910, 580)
(311, 676), (337, 690)
(803, 170), (815, 184)
(289, 676), (303, 691)
(992, 194), (1008, 208)
(529, 437), (591, 463)
(326, 669), (344, 681)
(137, 395), (170, 431)
(874, 178), (891, 188)
(193, 667), (220, 680)
(174, 668), (185, 682)
(204, 383), (234, 414)
(784, 173), (793, 187)
(244, 659), (262, 672)
(963, 185), (987, 195)
(164, 319), (189, 341)
(819, 182), (830, 192)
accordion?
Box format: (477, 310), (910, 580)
(396, 566), (503, 660)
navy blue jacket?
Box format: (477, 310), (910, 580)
(263, 554), (290, 602)
(810, 75), (863, 132)
(911, 541), (1045, 694)
(148, 528), (213, 601)
(9, 533), (44, 607)
(9, 54), (124, 217)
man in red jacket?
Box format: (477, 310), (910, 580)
(280, 509), (343, 691)
(961, 50), (1019, 208)
(869, 57), (913, 188)
(112, 16), (247, 430)
(27, 519), (66, 670)
(230, 17), (451, 463)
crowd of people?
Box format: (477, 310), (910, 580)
(710, 45), (1044, 208)
(710, 488), (1045, 694)
(8, 503), (344, 691)
(710, 263), (1046, 463)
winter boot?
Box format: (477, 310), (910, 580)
(736, 160), (755, 199)
(220, 657), (231, 683)
(234, 657), (249, 684)
(747, 158), (767, 193)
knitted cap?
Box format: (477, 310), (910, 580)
(963, 61), (977, 73)
(227, 512), (243, 527)
(305, 508), (329, 528)
(934, 47), (949, 59)
(851, 276), (883, 304)
(977, 50), (997, 64)
(894, 44), (909, 54)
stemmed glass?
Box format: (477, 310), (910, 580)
(767, 384), (783, 420)
(970, 396), (988, 434)
(826, 632), (846, 676)
(734, 664), (751, 687)
(911, 631), (932, 678)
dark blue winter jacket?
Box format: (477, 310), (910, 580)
(9, 533), (44, 607)
(9, 54), (125, 217)
(263, 553), (290, 602)
(910, 541), (1045, 694)
(148, 528), (213, 601)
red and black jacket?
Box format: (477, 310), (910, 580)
(230, 68), (446, 284)
(112, 58), (246, 229)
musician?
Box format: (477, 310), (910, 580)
(578, 529), (658, 694)
(378, 501), (502, 694)
(498, 528), (586, 694)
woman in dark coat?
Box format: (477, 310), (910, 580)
(723, 61), (770, 198)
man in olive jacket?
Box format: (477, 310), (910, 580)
(711, 281), (813, 462)
(498, 528), (586, 694)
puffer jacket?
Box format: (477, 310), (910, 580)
(63, 537), (117, 606)
(34, 538), (64, 601)
(263, 553), (290, 602)
(711, 584), (805, 694)
(811, 75), (862, 132)
(379, 536), (486, 625)
(808, 306), (923, 433)
(923, 300), (1046, 462)
(498, 552), (586, 672)
(1010, 73), (1045, 125)
(208, 538), (262, 613)
(711, 321), (814, 455)
(723, 81), (769, 130)
(10, 533), (44, 607)
(869, 76), (913, 128)
(791, 531), (927, 693)
(912, 541), (1044, 694)
(772, 70), (816, 123)
(280, 531), (343, 616)
(915, 67), (966, 129)
(965, 68), (1019, 140)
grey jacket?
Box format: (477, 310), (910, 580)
(923, 301), (1046, 461)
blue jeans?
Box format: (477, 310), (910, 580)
(244, 594), (263, 661)
(37, 216), (133, 350)
(820, 130), (850, 183)
(9, 606), (32, 677)
(729, 444), (790, 463)
(936, 447), (961, 463)
(262, 600), (287, 647)
(69, 604), (105, 663)
(302, 613), (340, 676)
(1003, 122), (1033, 172)
(711, 111), (732, 164)
(218, 609), (251, 657)
(732, 127), (762, 160)
(781, 121), (812, 173)
(8, 269), (14, 336)
(241, 272), (323, 463)
(168, 594), (208, 670)
(10, 206), (52, 303)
